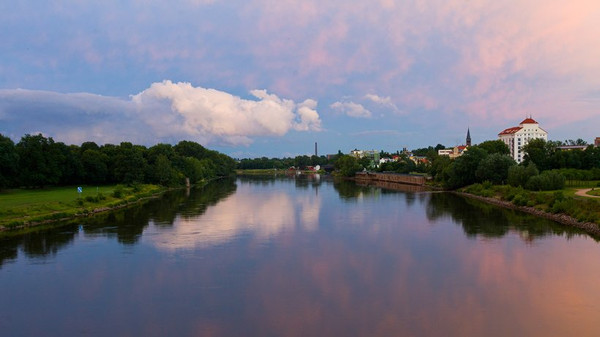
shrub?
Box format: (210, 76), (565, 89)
(512, 193), (529, 206)
(504, 186), (525, 201)
(112, 185), (124, 198)
(508, 163), (538, 187)
(525, 171), (565, 191)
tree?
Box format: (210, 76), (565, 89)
(335, 155), (362, 177)
(507, 163), (539, 187)
(444, 146), (487, 189)
(81, 149), (109, 184)
(56, 143), (83, 185)
(113, 142), (147, 184)
(525, 170), (565, 191)
(16, 134), (62, 187)
(477, 140), (510, 155)
(0, 134), (19, 189)
(152, 154), (178, 186)
(522, 139), (555, 171)
(174, 140), (208, 160)
(429, 155), (451, 182)
(475, 154), (516, 184)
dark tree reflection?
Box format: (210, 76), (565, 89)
(0, 179), (236, 267)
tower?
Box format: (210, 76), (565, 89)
(315, 142), (318, 157)
(466, 128), (471, 147)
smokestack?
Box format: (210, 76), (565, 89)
(315, 142), (318, 157)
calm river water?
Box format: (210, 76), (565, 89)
(1, 176), (600, 336)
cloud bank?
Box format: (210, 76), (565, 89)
(0, 81), (321, 146)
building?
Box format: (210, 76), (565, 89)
(595, 137), (600, 147)
(466, 128), (471, 147)
(498, 117), (547, 163)
(556, 145), (587, 151)
(350, 149), (380, 162)
(438, 128), (470, 159)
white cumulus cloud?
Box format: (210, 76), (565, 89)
(0, 81), (322, 146)
(330, 101), (372, 118)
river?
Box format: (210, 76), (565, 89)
(1, 176), (599, 336)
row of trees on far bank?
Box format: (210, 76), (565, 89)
(430, 139), (600, 190)
(332, 139), (600, 190)
(236, 154), (335, 170)
(0, 133), (236, 189)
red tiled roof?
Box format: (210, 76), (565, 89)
(498, 126), (522, 135)
(520, 118), (538, 124)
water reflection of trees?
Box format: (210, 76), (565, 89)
(426, 192), (589, 241)
(333, 179), (381, 200)
(332, 179), (590, 242)
(0, 179), (236, 267)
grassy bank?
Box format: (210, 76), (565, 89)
(0, 184), (165, 230)
(461, 182), (600, 226)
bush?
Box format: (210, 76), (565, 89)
(508, 163), (538, 187)
(512, 193), (529, 206)
(525, 171), (565, 191)
(112, 185), (124, 198)
(504, 186), (525, 202)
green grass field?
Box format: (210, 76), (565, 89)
(0, 184), (163, 229)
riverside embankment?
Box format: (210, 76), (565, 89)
(457, 191), (600, 237)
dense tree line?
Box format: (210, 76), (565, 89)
(237, 154), (335, 170)
(429, 139), (600, 190)
(0, 133), (236, 189)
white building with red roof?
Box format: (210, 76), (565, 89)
(498, 117), (547, 163)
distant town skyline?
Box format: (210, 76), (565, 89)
(1, 1), (600, 158)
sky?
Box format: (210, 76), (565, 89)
(1, 1), (599, 158)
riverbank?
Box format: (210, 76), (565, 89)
(0, 184), (167, 232)
(236, 169), (325, 175)
(457, 187), (600, 237)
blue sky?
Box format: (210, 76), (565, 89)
(1, 1), (600, 158)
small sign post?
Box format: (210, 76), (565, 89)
(77, 186), (82, 198)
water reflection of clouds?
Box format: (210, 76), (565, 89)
(144, 186), (321, 251)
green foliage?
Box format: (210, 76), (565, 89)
(525, 171), (565, 191)
(112, 185), (124, 198)
(477, 140), (510, 155)
(444, 147), (487, 189)
(16, 134), (63, 187)
(0, 134), (234, 189)
(507, 163), (539, 187)
(475, 153), (516, 184)
(522, 138), (555, 171)
(512, 193), (529, 206)
(334, 155), (362, 177)
(463, 183), (494, 197)
(237, 155), (331, 170)
(0, 134), (19, 189)
(379, 156), (416, 174)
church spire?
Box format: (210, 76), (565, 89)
(466, 127), (471, 147)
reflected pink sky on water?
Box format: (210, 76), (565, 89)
(1, 178), (599, 336)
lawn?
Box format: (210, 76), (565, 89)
(0, 184), (163, 229)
